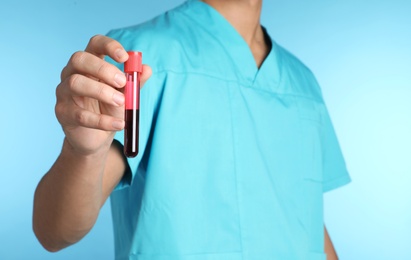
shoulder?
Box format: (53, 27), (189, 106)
(275, 43), (323, 101)
(106, 4), (201, 73)
(107, 8), (184, 47)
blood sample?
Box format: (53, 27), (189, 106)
(123, 51), (142, 158)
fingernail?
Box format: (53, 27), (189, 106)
(115, 49), (128, 60)
(112, 120), (124, 130)
(113, 92), (124, 106)
(114, 73), (126, 87)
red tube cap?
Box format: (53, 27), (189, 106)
(124, 51), (142, 73)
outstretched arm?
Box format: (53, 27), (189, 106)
(33, 35), (151, 252)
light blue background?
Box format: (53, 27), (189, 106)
(0, 0), (410, 259)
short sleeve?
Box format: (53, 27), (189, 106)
(321, 107), (351, 192)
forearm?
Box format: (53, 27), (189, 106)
(33, 138), (110, 252)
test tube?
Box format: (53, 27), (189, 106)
(123, 51), (142, 158)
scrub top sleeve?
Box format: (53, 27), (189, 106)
(321, 107), (351, 192)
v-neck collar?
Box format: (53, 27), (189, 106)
(179, 0), (280, 89)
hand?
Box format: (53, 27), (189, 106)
(55, 35), (152, 156)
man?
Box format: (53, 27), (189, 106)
(33, 0), (350, 259)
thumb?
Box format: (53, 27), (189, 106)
(140, 64), (152, 88)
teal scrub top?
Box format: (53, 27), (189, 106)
(107, 0), (351, 259)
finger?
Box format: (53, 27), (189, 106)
(85, 35), (128, 63)
(63, 74), (125, 107)
(140, 65), (152, 89)
(55, 96), (124, 131)
(73, 108), (124, 131)
(61, 52), (126, 89)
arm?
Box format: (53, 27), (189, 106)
(324, 226), (338, 260)
(32, 35), (151, 252)
(33, 140), (125, 252)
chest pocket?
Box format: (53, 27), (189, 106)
(297, 97), (324, 182)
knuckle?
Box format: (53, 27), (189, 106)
(70, 51), (86, 67)
(74, 109), (87, 125)
(103, 38), (119, 52)
(96, 62), (110, 78)
(55, 83), (62, 98)
(88, 34), (103, 46)
(96, 84), (105, 100)
(54, 103), (64, 119)
(67, 74), (80, 92)
(55, 81), (70, 103)
(60, 66), (68, 81)
(96, 115), (104, 129)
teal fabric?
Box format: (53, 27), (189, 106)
(107, 0), (350, 259)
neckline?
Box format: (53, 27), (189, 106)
(181, 0), (279, 87)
